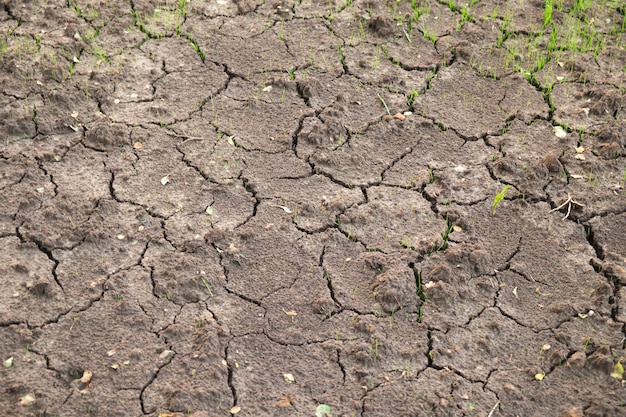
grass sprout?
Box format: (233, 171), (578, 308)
(492, 185), (510, 216)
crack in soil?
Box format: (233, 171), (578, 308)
(1, 1), (625, 415)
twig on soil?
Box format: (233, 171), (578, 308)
(164, 129), (204, 143)
(487, 401), (501, 417)
(179, 137), (204, 144)
(548, 193), (584, 220)
(282, 308), (298, 322)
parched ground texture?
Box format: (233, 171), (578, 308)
(1, 0), (626, 416)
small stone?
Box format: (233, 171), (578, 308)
(159, 350), (173, 359)
(553, 126), (567, 138)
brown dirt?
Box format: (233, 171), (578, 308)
(1, 1), (625, 416)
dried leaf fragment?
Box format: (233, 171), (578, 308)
(277, 396), (294, 407)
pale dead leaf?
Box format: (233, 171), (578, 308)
(19, 393), (36, 405)
(80, 370), (93, 384)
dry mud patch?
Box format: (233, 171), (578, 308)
(1, 1), (625, 417)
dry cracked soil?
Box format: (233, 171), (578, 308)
(1, 0), (626, 416)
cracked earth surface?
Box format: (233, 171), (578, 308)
(1, 0), (626, 416)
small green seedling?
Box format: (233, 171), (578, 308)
(377, 93), (391, 115)
(611, 361), (624, 379)
(400, 235), (412, 249)
(201, 277), (213, 296)
(492, 185), (510, 215)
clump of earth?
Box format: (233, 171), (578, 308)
(1, 0), (625, 416)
